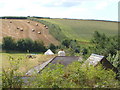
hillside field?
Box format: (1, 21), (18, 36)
(0, 19), (59, 46)
(43, 19), (118, 42)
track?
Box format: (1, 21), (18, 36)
(0, 19), (59, 46)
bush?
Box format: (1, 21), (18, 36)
(2, 58), (119, 88)
(28, 62), (119, 88)
(2, 57), (23, 88)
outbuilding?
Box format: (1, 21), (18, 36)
(84, 54), (118, 73)
(26, 56), (82, 75)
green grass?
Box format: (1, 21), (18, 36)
(1, 53), (56, 74)
(43, 19), (118, 42)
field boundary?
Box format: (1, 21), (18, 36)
(27, 17), (67, 42)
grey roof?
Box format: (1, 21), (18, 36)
(50, 56), (82, 66)
(26, 56), (82, 75)
(84, 54), (104, 66)
(26, 58), (54, 75)
(84, 54), (118, 73)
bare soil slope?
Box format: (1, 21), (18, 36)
(0, 19), (59, 46)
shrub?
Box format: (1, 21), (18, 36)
(28, 62), (119, 88)
(2, 57), (23, 88)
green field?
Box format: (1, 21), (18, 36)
(43, 19), (118, 42)
(1, 53), (56, 74)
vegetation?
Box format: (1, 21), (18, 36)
(2, 37), (46, 53)
(2, 57), (23, 88)
(2, 53), (56, 74)
(48, 43), (57, 53)
(90, 31), (119, 56)
(1, 17), (119, 88)
(2, 61), (120, 88)
(0, 16), (51, 19)
(2, 36), (16, 51)
(89, 31), (120, 80)
(0, 16), (27, 19)
(43, 19), (118, 42)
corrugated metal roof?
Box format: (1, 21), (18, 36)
(84, 54), (104, 66)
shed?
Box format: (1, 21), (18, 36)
(84, 54), (118, 73)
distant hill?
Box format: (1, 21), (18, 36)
(43, 19), (118, 42)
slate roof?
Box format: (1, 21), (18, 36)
(50, 56), (82, 66)
(26, 56), (82, 75)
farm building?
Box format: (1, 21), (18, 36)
(84, 54), (118, 73)
(26, 56), (82, 75)
(25, 54), (117, 76)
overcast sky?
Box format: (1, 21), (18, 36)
(0, 0), (119, 21)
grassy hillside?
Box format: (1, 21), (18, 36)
(43, 19), (118, 42)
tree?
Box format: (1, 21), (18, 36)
(2, 37), (16, 51)
(81, 48), (88, 55)
(48, 43), (56, 53)
(62, 39), (71, 48)
(32, 40), (46, 52)
(91, 31), (118, 56)
(16, 38), (34, 52)
(16, 39), (27, 51)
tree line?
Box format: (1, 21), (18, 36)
(0, 16), (27, 19)
(2, 37), (47, 53)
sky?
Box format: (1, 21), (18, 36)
(0, 0), (119, 21)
